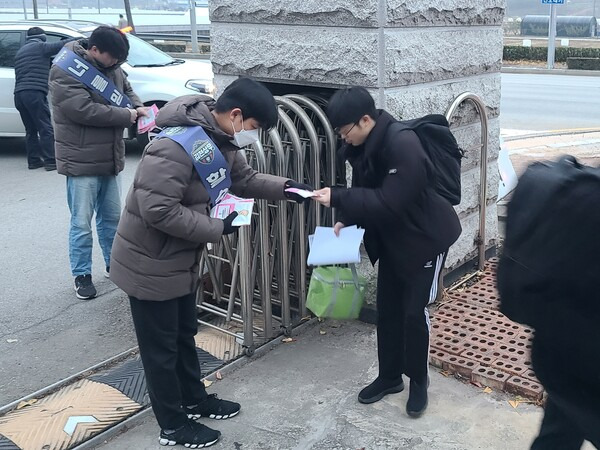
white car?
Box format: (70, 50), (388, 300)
(0, 20), (214, 145)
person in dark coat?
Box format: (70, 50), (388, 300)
(497, 159), (600, 450)
(13, 27), (73, 170)
(314, 86), (462, 418)
(110, 78), (311, 448)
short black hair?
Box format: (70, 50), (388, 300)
(327, 86), (377, 129)
(27, 27), (45, 36)
(214, 78), (278, 130)
(88, 26), (130, 62)
(119, 14), (124, 18)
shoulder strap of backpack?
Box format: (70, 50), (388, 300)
(398, 114), (450, 130)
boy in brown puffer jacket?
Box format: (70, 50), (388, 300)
(110, 78), (311, 448)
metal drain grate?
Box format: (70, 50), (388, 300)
(0, 436), (19, 450)
(90, 357), (148, 406)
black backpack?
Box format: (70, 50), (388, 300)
(394, 114), (464, 205)
(497, 155), (600, 327)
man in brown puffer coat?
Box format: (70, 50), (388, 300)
(110, 78), (311, 448)
(49, 26), (145, 300)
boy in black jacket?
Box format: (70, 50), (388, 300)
(314, 87), (461, 417)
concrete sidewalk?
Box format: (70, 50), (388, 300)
(505, 131), (600, 176)
(92, 321), (575, 450)
(89, 131), (600, 450)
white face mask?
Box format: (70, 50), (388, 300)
(230, 117), (259, 148)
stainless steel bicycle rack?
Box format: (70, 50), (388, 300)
(445, 92), (490, 272)
(196, 95), (340, 355)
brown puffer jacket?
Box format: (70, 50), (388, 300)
(110, 95), (288, 301)
(49, 40), (142, 177)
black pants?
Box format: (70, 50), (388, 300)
(14, 90), (56, 167)
(376, 251), (447, 383)
(129, 293), (208, 430)
(531, 395), (600, 450)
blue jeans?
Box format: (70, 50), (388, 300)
(67, 175), (121, 276)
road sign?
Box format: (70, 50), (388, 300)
(542, 0), (564, 4)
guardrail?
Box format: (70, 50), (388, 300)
(136, 32), (210, 43)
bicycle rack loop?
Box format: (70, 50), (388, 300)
(196, 95), (337, 355)
(197, 91), (490, 355)
(445, 92), (490, 272)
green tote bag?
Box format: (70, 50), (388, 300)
(306, 264), (367, 320)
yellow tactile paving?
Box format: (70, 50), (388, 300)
(195, 311), (283, 361)
(196, 319), (244, 361)
(0, 379), (140, 450)
(0, 315), (276, 449)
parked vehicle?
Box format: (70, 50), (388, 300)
(0, 20), (215, 146)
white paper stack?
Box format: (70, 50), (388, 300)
(307, 225), (365, 266)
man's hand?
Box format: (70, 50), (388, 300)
(333, 221), (345, 237)
(128, 108), (138, 124)
(284, 180), (313, 204)
(313, 188), (331, 207)
(136, 106), (150, 118)
(221, 211), (239, 235)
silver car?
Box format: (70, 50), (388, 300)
(0, 20), (214, 145)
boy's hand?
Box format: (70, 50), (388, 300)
(222, 212), (239, 235)
(136, 106), (150, 118)
(284, 180), (313, 204)
(333, 222), (345, 237)
(128, 108), (138, 124)
(313, 188), (331, 207)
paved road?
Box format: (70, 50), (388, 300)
(0, 139), (142, 406)
(500, 73), (600, 132)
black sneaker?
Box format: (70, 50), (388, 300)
(159, 421), (220, 448)
(104, 266), (110, 278)
(28, 162), (44, 170)
(358, 376), (404, 404)
(186, 394), (241, 420)
(74, 274), (97, 300)
(44, 163), (57, 171)
(406, 379), (428, 418)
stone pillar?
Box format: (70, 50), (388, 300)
(210, 0), (505, 274)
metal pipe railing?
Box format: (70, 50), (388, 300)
(276, 107), (309, 317)
(284, 94), (338, 225)
(445, 92), (489, 271)
(275, 96), (322, 228)
(195, 94), (340, 353)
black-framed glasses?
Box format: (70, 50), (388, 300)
(334, 122), (358, 137)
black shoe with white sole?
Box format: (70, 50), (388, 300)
(74, 274), (97, 300)
(358, 376), (405, 404)
(159, 420), (220, 448)
(186, 394), (241, 420)
(104, 266), (110, 278)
